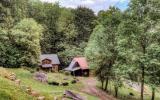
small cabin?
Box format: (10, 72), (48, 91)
(40, 54), (60, 72)
(65, 57), (89, 76)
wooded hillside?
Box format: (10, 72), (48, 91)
(0, 0), (160, 100)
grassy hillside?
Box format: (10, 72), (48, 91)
(2, 67), (160, 100)
(0, 77), (35, 100)
(8, 68), (98, 100)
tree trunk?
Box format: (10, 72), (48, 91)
(114, 86), (118, 98)
(141, 66), (144, 100)
(104, 77), (109, 92)
(101, 80), (104, 89)
(141, 42), (146, 100)
(151, 88), (155, 100)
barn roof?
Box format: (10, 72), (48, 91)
(40, 54), (60, 65)
(73, 57), (89, 69)
(65, 57), (89, 71)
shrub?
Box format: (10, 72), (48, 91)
(61, 82), (69, 86)
(59, 70), (64, 73)
(71, 80), (77, 84)
(48, 81), (59, 86)
(64, 71), (70, 76)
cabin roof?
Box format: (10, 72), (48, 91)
(73, 57), (89, 69)
(65, 57), (89, 71)
(40, 54), (60, 65)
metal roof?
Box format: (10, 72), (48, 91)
(73, 57), (88, 69)
(40, 54), (60, 65)
(65, 57), (89, 71)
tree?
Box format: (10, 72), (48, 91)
(74, 6), (96, 43)
(146, 44), (160, 100)
(57, 8), (77, 41)
(128, 0), (160, 99)
(57, 8), (88, 66)
(145, 22), (160, 100)
(12, 18), (43, 67)
(0, 18), (43, 67)
(86, 7), (123, 94)
(0, 2), (14, 29)
(0, 28), (10, 66)
(85, 24), (108, 89)
(0, 0), (30, 29)
(10, 0), (29, 23)
(28, 1), (61, 53)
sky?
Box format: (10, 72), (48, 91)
(40, 0), (130, 14)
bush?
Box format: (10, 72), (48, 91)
(129, 92), (134, 96)
(64, 71), (70, 76)
(48, 81), (59, 86)
(71, 80), (77, 84)
(59, 70), (64, 73)
(61, 82), (69, 86)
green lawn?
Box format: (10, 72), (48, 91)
(8, 68), (98, 100)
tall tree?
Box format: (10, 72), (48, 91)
(0, 0), (30, 29)
(10, 0), (29, 22)
(0, 28), (10, 66)
(0, 2), (14, 29)
(12, 18), (43, 67)
(74, 6), (96, 43)
(128, 0), (160, 99)
(28, 1), (61, 53)
(85, 24), (108, 89)
(57, 8), (83, 65)
(145, 22), (160, 100)
(86, 7), (122, 93)
(146, 44), (160, 100)
(0, 18), (43, 67)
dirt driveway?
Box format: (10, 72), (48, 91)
(78, 77), (116, 100)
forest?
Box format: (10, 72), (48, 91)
(0, 0), (160, 100)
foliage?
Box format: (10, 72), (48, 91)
(0, 19), (43, 67)
(74, 6), (96, 42)
(86, 1), (160, 99)
(0, 0), (160, 99)
(86, 7), (123, 95)
(0, 0), (97, 67)
(0, 3), (14, 28)
(28, 2), (61, 54)
(127, 0), (160, 99)
(85, 24), (107, 69)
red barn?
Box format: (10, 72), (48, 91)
(65, 57), (89, 76)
